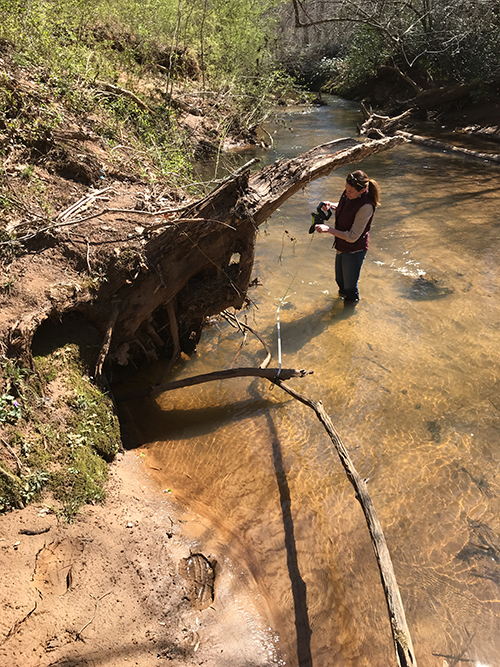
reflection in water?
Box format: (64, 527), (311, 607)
(118, 97), (500, 667)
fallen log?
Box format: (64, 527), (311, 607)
(414, 82), (477, 111)
(395, 130), (500, 164)
(87, 135), (406, 365)
(4, 134), (405, 371)
(459, 125), (500, 145)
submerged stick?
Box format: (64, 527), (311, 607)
(118, 352), (416, 665)
(271, 377), (417, 667)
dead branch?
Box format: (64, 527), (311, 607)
(117, 350), (417, 665)
(94, 303), (120, 381)
(221, 310), (272, 369)
(1, 437), (30, 475)
(76, 590), (113, 641)
(96, 81), (154, 114)
(270, 377), (416, 667)
(1, 602), (37, 645)
(359, 103), (413, 137)
(0, 465), (22, 485)
(118, 367), (312, 402)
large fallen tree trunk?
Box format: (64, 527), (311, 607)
(4, 135), (405, 370)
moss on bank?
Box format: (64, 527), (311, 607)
(0, 318), (121, 520)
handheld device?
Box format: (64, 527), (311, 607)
(308, 202), (332, 234)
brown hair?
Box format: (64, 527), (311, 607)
(346, 170), (380, 207)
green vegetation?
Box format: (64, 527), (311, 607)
(0, 344), (120, 521)
(0, 0), (304, 214)
(0, 0), (306, 521)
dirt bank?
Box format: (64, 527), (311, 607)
(0, 450), (280, 667)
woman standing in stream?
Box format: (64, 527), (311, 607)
(315, 170), (380, 303)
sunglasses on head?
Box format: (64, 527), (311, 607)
(346, 173), (365, 188)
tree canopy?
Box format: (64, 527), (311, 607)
(275, 0), (500, 96)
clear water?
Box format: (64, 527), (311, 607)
(120, 98), (500, 666)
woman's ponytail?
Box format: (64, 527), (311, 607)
(368, 179), (380, 207)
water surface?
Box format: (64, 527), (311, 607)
(122, 98), (500, 667)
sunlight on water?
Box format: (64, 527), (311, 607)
(122, 98), (500, 667)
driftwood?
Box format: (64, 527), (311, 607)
(359, 101), (413, 138)
(395, 130), (500, 164)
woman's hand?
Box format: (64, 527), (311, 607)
(315, 223), (331, 234)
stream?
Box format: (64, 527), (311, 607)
(119, 97), (500, 667)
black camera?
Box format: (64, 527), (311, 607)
(308, 202), (332, 234)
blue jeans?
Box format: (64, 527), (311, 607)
(335, 250), (367, 301)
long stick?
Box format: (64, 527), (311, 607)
(272, 378), (417, 667)
(118, 363), (417, 665)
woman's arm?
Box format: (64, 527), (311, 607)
(315, 203), (373, 241)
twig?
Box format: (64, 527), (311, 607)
(1, 602), (37, 644)
(85, 237), (91, 274)
(221, 310), (271, 369)
(76, 590), (113, 641)
(56, 187), (113, 222)
(1, 437), (30, 475)
(0, 465), (21, 485)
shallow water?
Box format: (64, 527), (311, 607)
(121, 98), (500, 666)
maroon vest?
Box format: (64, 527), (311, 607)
(334, 190), (375, 253)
